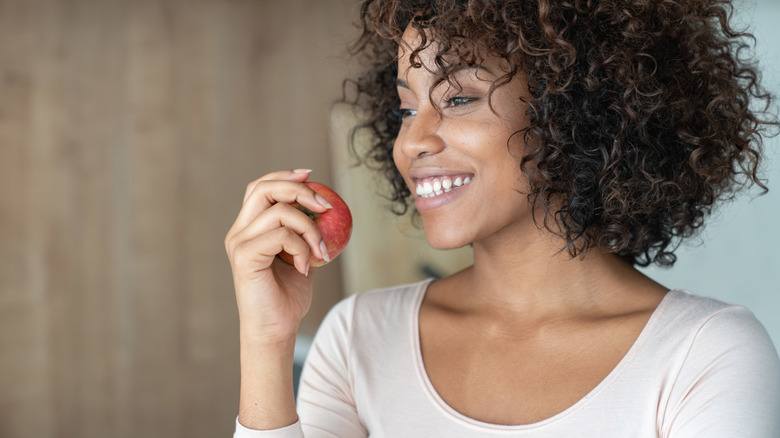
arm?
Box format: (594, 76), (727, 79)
(234, 297), (366, 438)
(662, 307), (780, 437)
(296, 297), (366, 437)
(236, 336), (298, 432)
(225, 169), (329, 435)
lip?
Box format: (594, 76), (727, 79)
(407, 167), (475, 184)
(414, 182), (471, 211)
(404, 166), (476, 211)
(412, 177), (474, 211)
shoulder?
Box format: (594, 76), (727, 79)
(315, 278), (432, 340)
(659, 290), (777, 356)
(353, 278), (432, 314)
(326, 277), (431, 319)
(655, 290), (780, 372)
(656, 291), (780, 436)
(304, 278), (432, 394)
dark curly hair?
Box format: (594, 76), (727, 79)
(344, 0), (777, 266)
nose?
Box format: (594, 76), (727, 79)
(394, 109), (445, 159)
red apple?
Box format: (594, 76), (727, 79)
(279, 182), (352, 268)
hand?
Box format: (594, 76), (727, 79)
(225, 169), (331, 345)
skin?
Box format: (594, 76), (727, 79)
(225, 169), (329, 429)
(395, 27), (669, 424)
(225, 26), (670, 430)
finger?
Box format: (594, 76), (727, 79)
(232, 203), (326, 261)
(233, 227), (312, 276)
(233, 180), (332, 235)
(244, 169), (312, 204)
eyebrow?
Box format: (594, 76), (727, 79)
(396, 65), (495, 89)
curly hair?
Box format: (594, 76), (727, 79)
(344, 0), (777, 267)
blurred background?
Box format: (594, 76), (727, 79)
(0, 0), (777, 437)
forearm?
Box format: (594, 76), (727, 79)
(238, 332), (298, 430)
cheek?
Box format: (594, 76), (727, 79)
(392, 137), (408, 175)
(453, 121), (517, 167)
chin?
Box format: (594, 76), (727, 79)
(423, 229), (474, 251)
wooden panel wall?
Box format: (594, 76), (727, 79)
(0, 0), (356, 436)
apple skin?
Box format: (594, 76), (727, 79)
(279, 182), (353, 268)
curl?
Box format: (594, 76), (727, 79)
(344, 0), (777, 266)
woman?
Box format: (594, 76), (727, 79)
(226, 0), (780, 436)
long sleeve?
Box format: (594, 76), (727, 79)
(234, 296), (366, 438)
(296, 295), (366, 437)
(661, 306), (780, 437)
(234, 419), (304, 437)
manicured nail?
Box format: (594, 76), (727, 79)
(315, 193), (333, 209)
(319, 241), (330, 263)
(293, 168), (312, 174)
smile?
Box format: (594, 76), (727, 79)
(415, 175), (473, 198)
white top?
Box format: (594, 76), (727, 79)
(235, 279), (780, 437)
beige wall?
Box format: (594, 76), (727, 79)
(0, 0), (357, 436)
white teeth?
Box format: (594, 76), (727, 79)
(415, 176), (473, 198)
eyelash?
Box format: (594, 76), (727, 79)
(395, 108), (417, 119)
(395, 96), (476, 120)
(445, 96), (476, 107)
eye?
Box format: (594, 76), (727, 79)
(444, 96), (476, 108)
(394, 107), (417, 119)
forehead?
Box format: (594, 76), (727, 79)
(397, 26), (434, 70)
(396, 25), (508, 80)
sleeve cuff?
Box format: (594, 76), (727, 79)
(234, 417), (303, 438)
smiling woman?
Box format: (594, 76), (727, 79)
(351, 0), (775, 268)
(228, 0), (780, 437)
(392, 32), (535, 250)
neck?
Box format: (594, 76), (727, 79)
(461, 223), (648, 323)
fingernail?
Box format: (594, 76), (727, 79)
(293, 168), (312, 174)
(319, 241), (330, 263)
(315, 193), (333, 209)
(304, 262), (310, 277)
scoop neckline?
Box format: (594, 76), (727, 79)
(410, 277), (676, 431)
